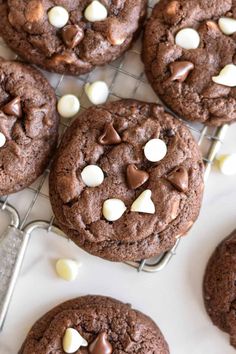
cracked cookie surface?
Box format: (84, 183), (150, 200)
(0, 59), (58, 196)
(143, 0), (236, 126)
(19, 295), (169, 354)
(203, 229), (236, 348)
(0, 0), (147, 75)
(49, 99), (204, 262)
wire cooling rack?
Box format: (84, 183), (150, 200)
(0, 0), (229, 331)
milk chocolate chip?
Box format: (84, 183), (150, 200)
(126, 164), (149, 189)
(166, 1), (179, 16)
(169, 61), (194, 82)
(206, 20), (219, 31)
(51, 52), (77, 65)
(98, 122), (121, 145)
(2, 97), (22, 118)
(62, 25), (84, 49)
(25, 1), (44, 23)
(89, 333), (112, 354)
(167, 166), (189, 192)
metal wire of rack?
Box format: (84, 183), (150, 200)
(0, 0), (230, 331)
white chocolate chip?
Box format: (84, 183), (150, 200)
(144, 138), (167, 162)
(81, 165), (104, 187)
(131, 190), (155, 214)
(218, 153), (236, 175)
(57, 94), (80, 118)
(85, 81), (109, 105)
(48, 6), (69, 28)
(175, 28), (200, 49)
(63, 328), (88, 353)
(218, 17), (236, 35)
(112, 37), (126, 45)
(212, 64), (236, 87)
(0, 132), (6, 148)
(84, 1), (108, 22)
(103, 198), (126, 221)
(56, 259), (80, 281)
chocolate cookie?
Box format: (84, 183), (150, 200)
(49, 99), (204, 262)
(0, 0), (147, 75)
(0, 59), (58, 196)
(143, 0), (236, 126)
(19, 295), (169, 354)
(203, 229), (236, 348)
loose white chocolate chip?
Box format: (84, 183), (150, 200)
(218, 153), (236, 175)
(63, 328), (88, 353)
(144, 138), (167, 162)
(85, 81), (109, 105)
(84, 1), (108, 22)
(175, 28), (200, 49)
(48, 6), (69, 28)
(131, 190), (155, 214)
(57, 94), (80, 118)
(218, 17), (236, 35)
(81, 165), (104, 187)
(56, 259), (80, 281)
(212, 64), (236, 87)
(0, 132), (6, 148)
(103, 198), (126, 221)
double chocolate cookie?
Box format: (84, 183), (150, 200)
(143, 0), (236, 126)
(49, 99), (204, 262)
(0, 59), (58, 196)
(19, 295), (169, 353)
(203, 229), (236, 348)
(0, 0), (147, 75)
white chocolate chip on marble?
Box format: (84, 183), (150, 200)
(85, 81), (109, 105)
(84, 1), (108, 22)
(0, 132), (6, 148)
(218, 153), (236, 175)
(103, 198), (126, 221)
(56, 259), (80, 281)
(175, 28), (200, 49)
(212, 64), (236, 87)
(144, 138), (167, 162)
(81, 165), (104, 187)
(218, 17), (236, 35)
(57, 94), (80, 118)
(63, 328), (88, 353)
(48, 6), (69, 28)
(131, 190), (155, 214)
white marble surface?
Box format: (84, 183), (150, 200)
(0, 3), (236, 353)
